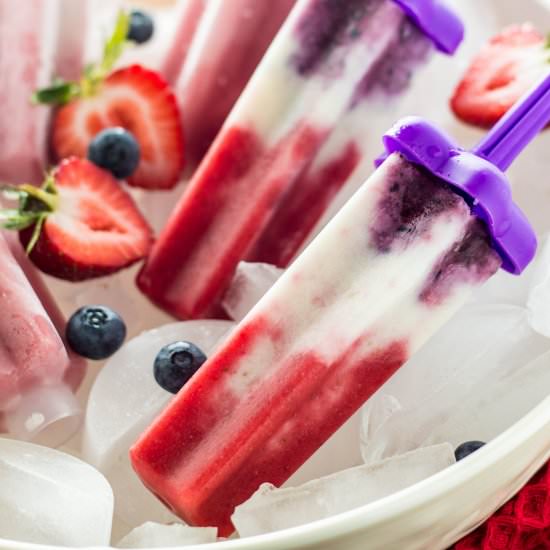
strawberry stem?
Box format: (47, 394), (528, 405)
(19, 183), (59, 212)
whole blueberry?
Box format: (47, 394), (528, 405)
(454, 441), (486, 461)
(66, 306), (127, 360)
(127, 11), (154, 44)
(154, 341), (207, 394)
(87, 127), (140, 179)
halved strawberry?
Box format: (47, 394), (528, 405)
(52, 65), (184, 190)
(34, 12), (184, 189)
(2, 157), (153, 281)
(451, 24), (549, 128)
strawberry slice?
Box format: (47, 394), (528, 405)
(52, 65), (184, 190)
(451, 24), (549, 128)
(2, 157), (153, 281)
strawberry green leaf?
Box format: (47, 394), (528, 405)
(0, 210), (39, 231)
(32, 81), (80, 106)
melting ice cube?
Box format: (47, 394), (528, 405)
(232, 444), (455, 537)
(222, 262), (283, 322)
(0, 438), (113, 546)
(116, 522), (217, 548)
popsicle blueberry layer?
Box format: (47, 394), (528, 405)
(131, 153), (502, 535)
(0, 232), (81, 444)
(138, 0), (438, 319)
(172, 0), (296, 167)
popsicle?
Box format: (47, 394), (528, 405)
(54, 0), (89, 81)
(172, 0), (296, 167)
(131, 73), (547, 534)
(0, 0), (58, 184)
(138, 0), (464, 320)
(3, 232), (88, 393)
(0, 232), (82, 444)
(160, 0), (207, 84)
(0, 0), (87, 185)
(247, 14), (433, 267)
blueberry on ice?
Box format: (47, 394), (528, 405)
(154, 341), (207, 394)
(127, 10), (154, 44)
(66, 306), (127, 360)
(454, 441), (486, 461)
(87, 127), (140, 179)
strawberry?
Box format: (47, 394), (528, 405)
(1, 157), (153, 281)
(34, 13), (184, 189)
(451, 24), (549, 128)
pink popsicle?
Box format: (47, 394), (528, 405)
(0, 0), (87, 185)
(0, 232), (82, 444)
(160, 0), (207, 84)
(173, 0), (296, 167)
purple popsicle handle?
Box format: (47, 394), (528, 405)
(473, 72), (550, 171)
(392, 0), (464, 54)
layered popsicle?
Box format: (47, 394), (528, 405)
(247, 14), (433, 267)
(131, 72), (545, 533)
(172, 0), (296, 166)
(138, 0), (463, 320)
(0, 0), (87, 184)
(0, 232), (83, 444)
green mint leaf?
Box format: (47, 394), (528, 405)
(101, 11), (130, 74)
(32, 81), (80, 106)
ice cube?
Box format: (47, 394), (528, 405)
(232, 444), (455, 538)
(116, 522), (217, 548)
(82, 320), (235, 527)
(222, 262), (283, 322)
(0, 438), (113, 546)
(361, 303), (550, 463)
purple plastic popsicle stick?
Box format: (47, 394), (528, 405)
(473, 72), (550, 171)
(392, 0), (464, 54)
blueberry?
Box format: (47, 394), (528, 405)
(127, 11), (154, 44)
(454, 441), (486, 461)
(154, 341), (207, 394)
(66, 306), (126, 360)
(87, 127), (140, 179)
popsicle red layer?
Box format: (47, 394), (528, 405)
(138, 0), (410, 319)
(131, 153), (501, 535)
(172, 0), (296, 166)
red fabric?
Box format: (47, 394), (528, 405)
(453, 462), (550, 549)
